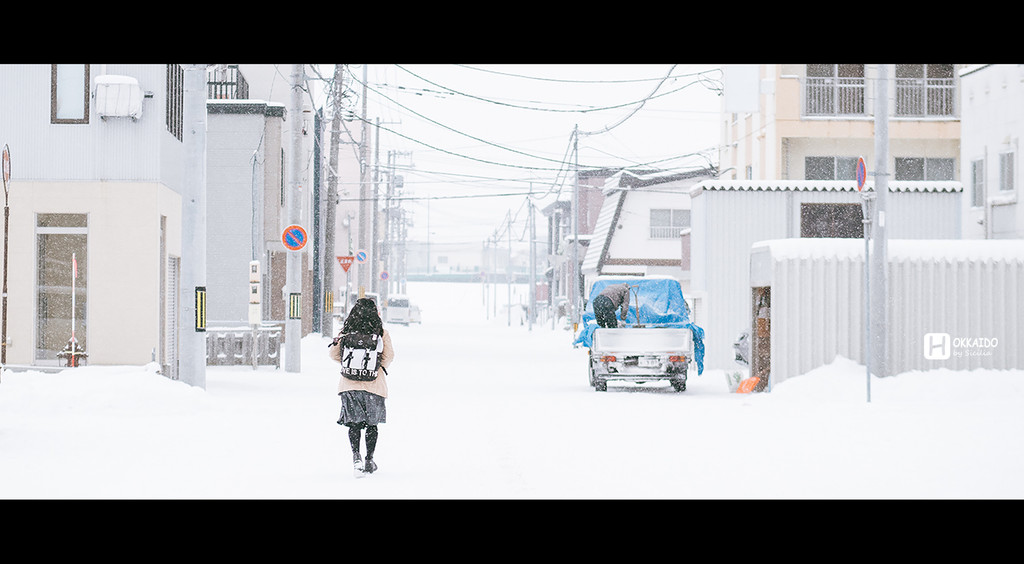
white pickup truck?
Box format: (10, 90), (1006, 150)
(576, 276), (703, 393)
(589, 326), (693, 392)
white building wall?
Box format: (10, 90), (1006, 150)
(206, 105), (274, 325)
(606, 189), (689, 260)
(959, 64), (1024, 239)
(0, 64), (186, 367)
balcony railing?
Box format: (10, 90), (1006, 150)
(207, 65), (249, 100)
(805, 77), (866, 116)
(895, 78), (955, 117)
(804, 76), (957, 118)
(650, 226), (684, 239)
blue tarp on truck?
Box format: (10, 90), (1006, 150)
(573, 277), (705, 374)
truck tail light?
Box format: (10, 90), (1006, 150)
(600, 355), (617, 362)
(669, 355), (686, 363)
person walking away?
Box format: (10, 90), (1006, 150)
(592, 283), (631, 328)
(329, 298), (395, 477)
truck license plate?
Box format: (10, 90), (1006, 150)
(638, 356), (659, 368)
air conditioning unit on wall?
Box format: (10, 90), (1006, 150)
(95, 75), (143, 120)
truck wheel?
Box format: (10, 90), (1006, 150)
(589, 365), (607, 391)
(670, 379), (686, 392)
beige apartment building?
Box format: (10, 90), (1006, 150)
(720, 64), (961, 182)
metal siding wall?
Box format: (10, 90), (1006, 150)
(772, 242), (1024, 384)
(887, 191), (962, 239)
(0, 64), (171, 183)
(703, 191), (791, 370)
(206, 111), (267, 324)
(772, 252), (865, 385)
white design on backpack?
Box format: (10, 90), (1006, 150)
(339, 333), (384, 381)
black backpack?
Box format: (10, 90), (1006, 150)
(338, 332), (384, 381)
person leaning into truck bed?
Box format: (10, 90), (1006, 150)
(593, 283), (630, 328)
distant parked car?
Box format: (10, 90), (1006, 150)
(386, 294), (412, 325)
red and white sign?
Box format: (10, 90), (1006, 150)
(336, 255), (354, 273)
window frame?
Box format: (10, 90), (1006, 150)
(999, 151), (1015, 192)
(649, 208), (690, 239)
(50, 64), (90, 124)
(894, 157), (955, 181)
(971, 159), (985, 208)
(804, 156), (858, 180)
(35, 213), (89, 363)
(800, 203), (864, 238)
(166, 64), (184, 141)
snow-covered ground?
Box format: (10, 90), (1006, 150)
(1, 281), (1022, 499)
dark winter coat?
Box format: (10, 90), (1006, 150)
(597, 283), (630, 320)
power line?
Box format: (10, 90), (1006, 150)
(454, 64), (721, 85)
(393, 64), (721, 114)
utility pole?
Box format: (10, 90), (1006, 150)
(312, 107), (323, 333)
(372, 117), (382, 296)
(528, 186), (537, 331)
(284, 64), (303, 373)
(323, 64), (344, 335)
(380, 149), (393, 307)
(570, 125), (580, 330)
(180, 64), (208, 388)
(870, 64), (890, 379)
(507, 210), (512, 327)
(357, 65), (370, 295)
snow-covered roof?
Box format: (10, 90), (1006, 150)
(603, 168), (716, 193)
(753, 238), (1024, 263)
(692, 179), (962, 194)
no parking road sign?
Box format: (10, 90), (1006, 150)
(856, 157), (868, 192)
(282, 225), (307, 251)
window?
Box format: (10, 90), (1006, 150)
(895, 157), (955, 181)
(895, 64), (955, 117)
(805, 64), (865, 116)
(166, 64), (184, 141)
(800, 203), (863, 238)
(51, 64), (89, 124)
(36, 214), (88, 362)
(1000, 152), (1015, 192)
(971, 159), (985, 207)
(650, 209), (689, 239)
(805, 156), (858, 180)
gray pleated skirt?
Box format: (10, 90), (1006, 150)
(337, 390), (387, 426)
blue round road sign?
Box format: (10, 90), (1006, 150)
(355, 250), (368, 263)
(856, 157), (868, 191)
(282, 225), (307, 251)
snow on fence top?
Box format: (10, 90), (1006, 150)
(753, 238), (1024, 263)
(692, 179), (963, 194)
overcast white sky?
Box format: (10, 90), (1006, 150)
(331, 64), (724, 250)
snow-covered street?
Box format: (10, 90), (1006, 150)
(1, 281), (1022, 499)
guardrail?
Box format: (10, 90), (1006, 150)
(206, 324), (281, 368)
